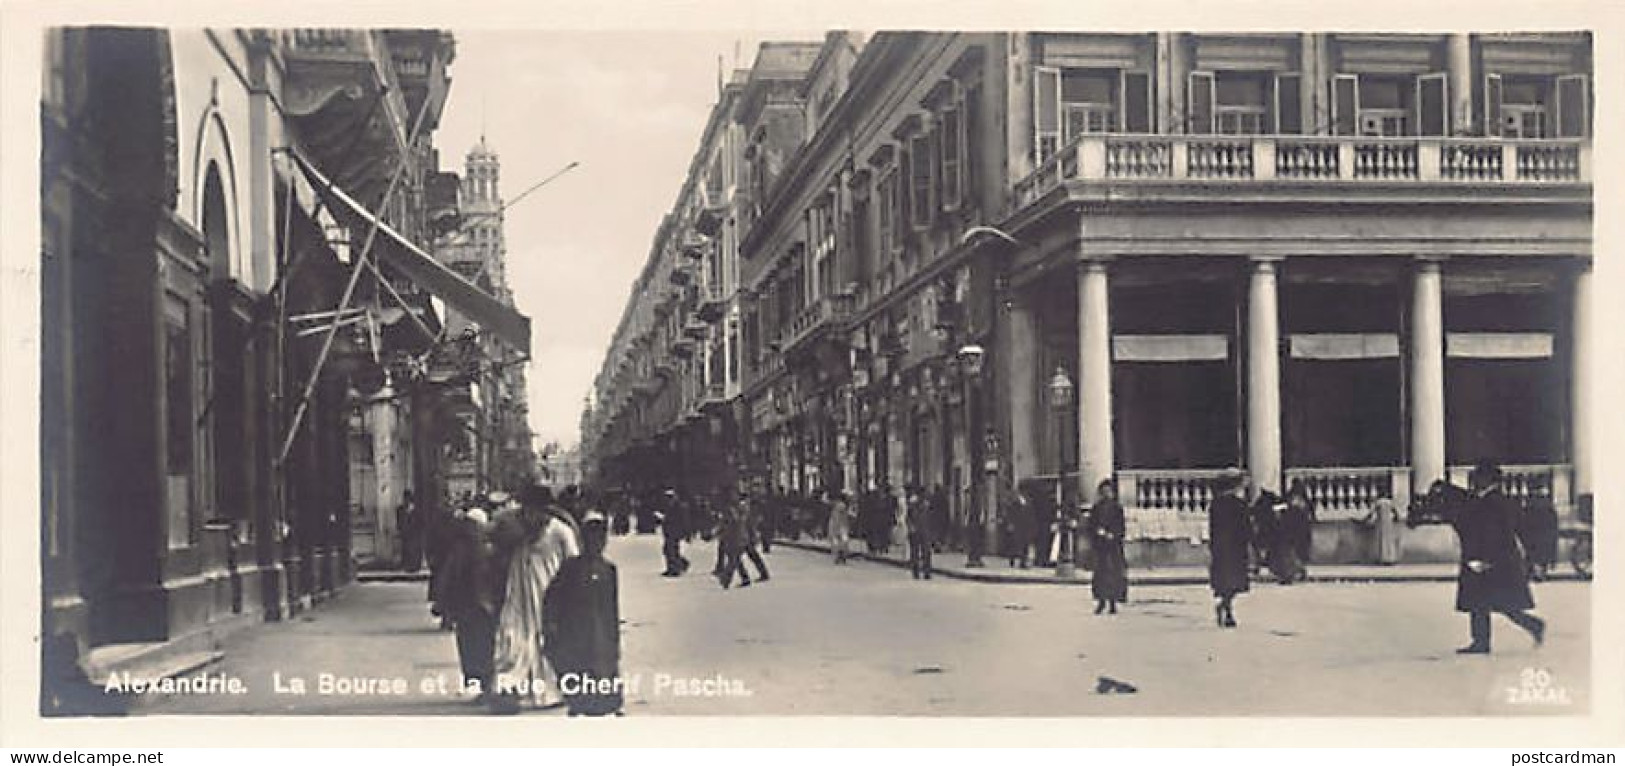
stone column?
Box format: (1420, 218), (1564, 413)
(1007, 301), (1041, 483)
(1448, 34), (1474, 136)
(1247, 257), (1283, 494)
(1571, 263), (1593, 497)
(1411, 258), (1447, 494)
(1077, 259), (1113, 505)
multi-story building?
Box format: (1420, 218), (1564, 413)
(582, 41), (825, 502)
(583, 31), (1592, 566)
(40, 28), (529, 703)
(432, 139), (536, 502)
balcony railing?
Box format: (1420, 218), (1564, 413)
(780, 295), (844, 352)
(1118, 468), (1234, 542)
(1446, 463), (1574, 510)
(278, 30), (375, 61)
(1015, 134), (1591, 207)
(1284, 466), (1410, 522)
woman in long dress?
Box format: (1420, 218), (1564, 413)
(1086, 479), (1128, 615)
(491, 490), (580, 712)
(1269, 482), (1312, 584)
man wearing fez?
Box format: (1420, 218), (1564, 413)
(545, 511), (623, 716)
(1452, 462), (1546, 654)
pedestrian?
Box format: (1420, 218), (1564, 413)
(439, 507), (499, 700)
(1452, 462), (1546, 654)
(398, 490), (422, 572)
(906, 485), (934, 579)
(929, 485), (951, 554)
(827, 490), (854, 564)
(1518, 479), (1560, 582)
(1250, 485), (1282, 577)
(657, 488), (690, 577)
(544, 511), (623, 717)
(891, 484), (910, 554)
(1363, 494), (1403, 565)
(1208, 472), (1252, 628)
(1003, 481), (1035, 569)
(717, 492), (770, 588)
(490, 486), (581, 713)
(757, 489), (777, 553)
(1269, 482), (1311, 584)
(1087, 479), (1128, 615)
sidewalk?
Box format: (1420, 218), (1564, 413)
(775, 538), (1584, 585)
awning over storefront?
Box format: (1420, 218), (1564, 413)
(290, 149), (531, 351)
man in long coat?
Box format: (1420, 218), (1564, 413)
(657, 488), (689, 577)
(544, 511), (622, 717)
(439, 508), (500, 698)
(1453, 463), (1545, 654)
(1208, 472), (1252, 628)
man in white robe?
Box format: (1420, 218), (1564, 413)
(491, 488), (580, 712)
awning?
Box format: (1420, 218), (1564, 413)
(290, 149), (531, 351)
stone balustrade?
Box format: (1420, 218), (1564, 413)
(1283, 466), (1409, 522)
(1015, 134), (1590, 206)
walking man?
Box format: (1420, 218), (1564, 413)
(657, 488), (690, 577)
(1453, 462), (1545, 654)
(906, 485), (934, 580)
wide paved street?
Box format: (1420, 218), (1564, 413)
(142, 534), (1589, 716)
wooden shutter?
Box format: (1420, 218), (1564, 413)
(1187, 71), (1215, 134)
(940, 105), (964, 211)
(1556, 74), (1588, 138)
(1484, 73), (1503, 138)
(1034, 66), (1061, 162)
(909, 132), (934, 230)
(1416, 72), (1448, 137)
(1332, 74), (1359, 136)
(1275, 73), (1302, 134)
(1123, 71), (1152, 133)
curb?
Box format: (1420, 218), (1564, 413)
(775, 540), (1586, 586)
(357, 570), (432, 583)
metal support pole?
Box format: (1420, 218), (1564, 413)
(277, 95), (435, 466)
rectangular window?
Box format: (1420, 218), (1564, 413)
(1500, 76), (1549, 138)
(1556, 74), (1589, 138)
(1123, 71), (1153, 133)
(1061, 69), (1117, 137)
(964, 82), (983, 202)
(1484, 73), (1504, 137)
(1214, 72), (1269, 135)
(940, 105), (963, 211)
(1357, 75), (1410, 136)
(1034, 65), (1062, 162)
(1417, 72), (1448, 137)
(1276, 73), (1302, 134)
(909, 132), (934, 230)
(1188, 71), (1215, 134)
(875, 169), (896, 260)
(164, 294), (195, 549)
(1332, 74), (1359, 136)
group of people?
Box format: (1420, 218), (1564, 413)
(1208, 462), (1548, 654)
(652, 487), (772, 589)
(426, 485), (624, 716)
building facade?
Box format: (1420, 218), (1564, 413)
(432, 139), (537, 504)
(41, 28), (530, 704)
(582, 31), (1592, 566)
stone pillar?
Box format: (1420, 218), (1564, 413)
(1411, 258), (1447, 494)
(1247, 257), (1283, 494)
(1571, 263), (1593, 497)
(1007, 301), (1040, 483)
(1448, 34), (1474, 136)
(1077, 259), (1113, 505)
(1005, 33), (1036, 182)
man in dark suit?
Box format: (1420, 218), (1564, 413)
(1453, 462), (1546, 654)
(544, 511), (623, 717)
(657, 488), (689, 577)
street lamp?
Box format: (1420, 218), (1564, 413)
(1048, 366), (1076, 578)
(958, 343), (989, 567)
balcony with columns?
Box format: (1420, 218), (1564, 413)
(1014, 134), (1592, 210)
